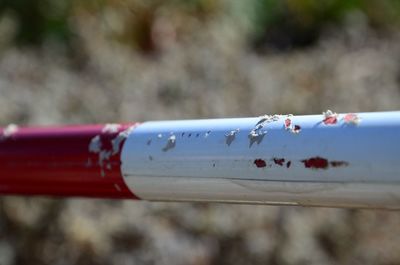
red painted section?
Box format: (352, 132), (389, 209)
(254, 159), (266, 168)
(0, 124), (140, 199)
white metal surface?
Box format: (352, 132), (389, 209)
(121, 111), (400, 209)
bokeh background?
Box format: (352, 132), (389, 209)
(1, 0), (400, 264)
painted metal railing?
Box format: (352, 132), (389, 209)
(1, 111), (400, 209)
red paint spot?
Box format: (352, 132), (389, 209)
(286, 161), (291, 168)
(330, 161), (349, 167)
(323, 116), (337, 125)
(254, 159), (266, 168)
(301, 157), (328, 169)
(273, 158), (285, 166)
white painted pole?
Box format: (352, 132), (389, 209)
(121, 111), (400, 209)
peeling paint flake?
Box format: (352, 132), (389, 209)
(322, 110), (338, 125)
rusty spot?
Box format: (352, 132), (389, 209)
(301, 157), (329, 169)
(322, 110), (338, 125)
(286, 161), (291, 168)
(254, 159), (266, 168)
(330, 161), (349, 167)
(273, 158), (285, 166)
(196, 133), (200, 137)
(188, 133), (192, 137)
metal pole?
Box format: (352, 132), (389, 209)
(1, 111), (400, 209)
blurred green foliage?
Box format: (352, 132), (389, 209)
(1, 0), (400, 53)
(250, 0), (400, 52)
(0, 0), (72, 46)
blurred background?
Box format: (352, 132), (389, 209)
(0, 0), (400, 264)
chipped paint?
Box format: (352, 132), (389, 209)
(286, 161), (292, 168)
(302, 157), (329, 169)
(225, 129), (239, 146)
(248, 130), (267, 147)
(284, 118), (301, 134)
(322, 110), (338, 125)
(88, 124), (135, 177)
(162, 134), (176, 152)
(273, 158), (285, 166)
(301, 157), (349, 169)
(111, 126), (135, 155)
(89, 135), (102, 153)
(284, 118), (292, 129)
(1, 124), (19, 140)
(254, 159), (266, 168)
(343, 113), (361, 125)
(102, 123), (121, 133)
